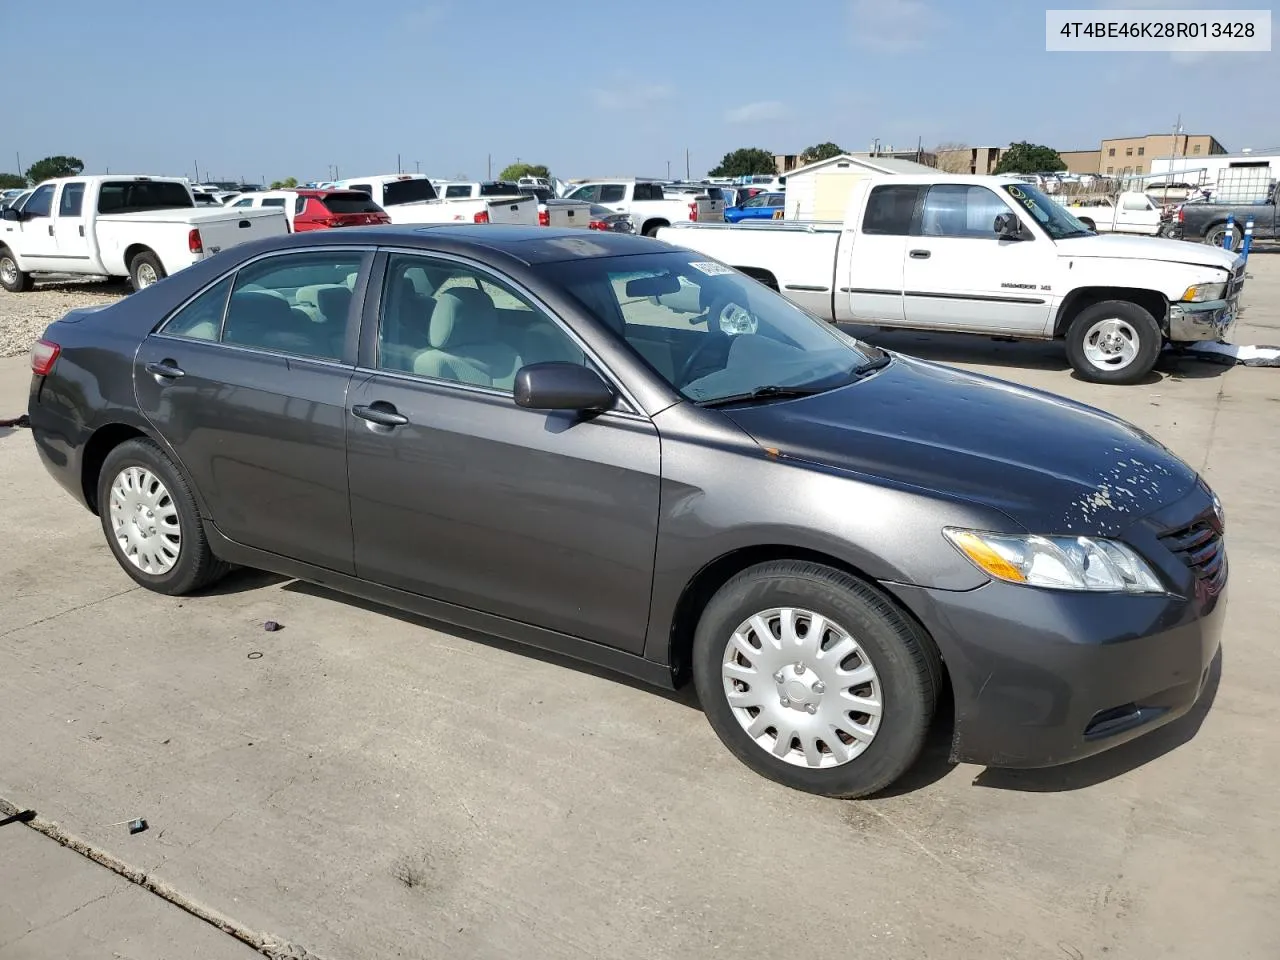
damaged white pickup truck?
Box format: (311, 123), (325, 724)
(658, 174), (1244, 384)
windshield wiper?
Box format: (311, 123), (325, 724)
(851, 354), (892, 376)
(696, 384), (828, 408)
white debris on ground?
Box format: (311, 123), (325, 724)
(0, 281), (126, 358)
(1182, 341), (1280, 367)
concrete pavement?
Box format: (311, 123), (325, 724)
(1, 255), (1278, 959)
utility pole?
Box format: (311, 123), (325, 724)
(666, 160), (671, 179)
(1166, 114), (1183, 206)
(487, 154), (492, 179)
(397, 153), (402, 174)
(415, 160), (421, 173)
(685, 148), (690, 180)
(16, 152), (22, 178)
(194, 160), (201, 183)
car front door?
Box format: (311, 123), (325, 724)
(1116, 193), (1160, 234)
(52, 180), (91, 263)
(344, 250), (661, 653)
(5, 183), (59, 271)
(902, 183), (1054, 335)
(844, 183), (922, 324)
(134, 248), (369, 572)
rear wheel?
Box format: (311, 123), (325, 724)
(97, 438), (229, 595)
(692, 561), (941, 798)
(642, 220), (669, 238)
(1205, 223), (1242, 252)
(0, 249), (33, 292)
(129, 251), (166, 292)
(1065, 300), (1161, 385)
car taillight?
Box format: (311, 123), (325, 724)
(538, 209), (550, 226)
(31, 339), (60, 376)
(188, 228), (203, 253)
(689, 201), (698, 222)
(1177, 206), (1185, 222)
(589, 220), (608, 231)
(474, 210), (490, 223)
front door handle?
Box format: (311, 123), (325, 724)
(47, 224), (54, 237)
(352, 402), (408, 427)
(909, 249), (931, 259)
(145, 360), (185, 380)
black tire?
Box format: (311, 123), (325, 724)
(692, 561), (942, 798)
(1064, 299), (1162, 385)
(0, 248), (33, 292)
(97, 438), (230, 595)
(1159, 222), (1180, 240)
(1204, 223), (1242, 252)
(128, 251), (166, 292)
(642, 221), (668, 238)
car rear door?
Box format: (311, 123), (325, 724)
(134, 247), (371, 572)
(344, 250), (661, 653)
(844, 183), (921, 324)
(52, 180), (92, 264)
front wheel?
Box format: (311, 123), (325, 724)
(129, 251), (166, 292)
(1065, 300), (1162, 385)
(1204, 224), (1242, 252)
(0, 249), (33, 292)
(692, 561), (942, 798)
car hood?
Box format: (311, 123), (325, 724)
(1055, 233), (1238, 270)
(720, 356), (1198, 537)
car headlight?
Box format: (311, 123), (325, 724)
(944, 528), (1164, 594)
(1180, 282), (1227, 302)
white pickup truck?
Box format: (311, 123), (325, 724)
(332, 174), (537, 226)
(1058, 191), (1163, 236)
(562, 180), (724, 236)
(657, 174), (1244, 384)
(0, 175), (287, 292)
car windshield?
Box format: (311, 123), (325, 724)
(321, 192), (384, 214)
(381, 178), (437, 206)
(536, 251), (884, 404)
(1002, 183), (1092, 239)
(479, 182), (521, 196)
(588, 205), (618, 217)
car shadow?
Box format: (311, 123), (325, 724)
(842, 325), (1234, 384)
(972, 646), (1222, 793)
(279, 579), (703, 711)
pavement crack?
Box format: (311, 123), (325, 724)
(0, 585), (141, 641)
(1199, 373), (1229, 474)
(8, 886), (122, 944)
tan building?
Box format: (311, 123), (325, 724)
(1058, 149), (1102, 175)
(1098, 134), (1226, 177)
(935, 146), (1003, 174)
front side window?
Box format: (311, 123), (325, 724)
(58, 182), (85, 217)
(920, 185), (1012, 239)
(233, 198), (254, 207)
(567, 185), (601, 202)
(24, 184), (54, 218)
(767, 194), (785, 207)
(377, 253), (585, 391)
(444, 185), (472, 199)
(221, 252), (364, 361)
(161, 276), (233, 341)
(536, 251), (882, 405)
(1122, 194), (1153, 211)
(742, 195), (769, 209)
(861, 185), (920, 236)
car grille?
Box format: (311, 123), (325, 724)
(1159, 518), (1226, 593)
(1227, 262), (1246, 300)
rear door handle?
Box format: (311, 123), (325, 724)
(145, 360), (185, 380)
(47, 224), (54, 236)
(352, 402), (408, 427)
(909, 249), (931, 259)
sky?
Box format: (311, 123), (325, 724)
(6, 0), (1276, 184)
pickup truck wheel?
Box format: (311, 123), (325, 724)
(0, 250), (33, 292)
(1065, 300), (1161, 385)
(129, 252), (166, 292)
(692, 560), (941, 798)
(1205, 224), (1242, 251)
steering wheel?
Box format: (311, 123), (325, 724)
(678, 331), (732, 388)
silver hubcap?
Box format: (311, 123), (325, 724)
(108, 466), (181, 574)
(0, 258), (16, 285)
(136, 263), (158, 287)
(1082, 317), (1139, 371)
(721, 607), (883, 768)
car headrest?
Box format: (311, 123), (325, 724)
(429, 291), (493, 349)
(316, 286), (352, 323)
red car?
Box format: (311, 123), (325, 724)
(289, 189), (390, 232)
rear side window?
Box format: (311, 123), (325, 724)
(261, 197), (286, 208)
(161, 276), (233, 341)
(600, 184), (627, 203)
(861, 185), (922, 236)
(97, 181), (193, 214)
(632, 183), (663, 201)
(321, 192), (383, 214)
(221, 252), (365, 361)
(59, 183), (85, 217)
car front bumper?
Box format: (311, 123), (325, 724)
(1169, 297), (1237, 342)
(885, 567), (1224, 770)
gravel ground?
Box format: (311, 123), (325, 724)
(0, 279), (127, 358)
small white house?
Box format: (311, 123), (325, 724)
(784, 153), (936, 220)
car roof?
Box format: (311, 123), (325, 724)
(235, 224), (668, 264)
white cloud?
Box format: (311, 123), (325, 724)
(724, 100), (787, 124)
(849, 0), (937, 51)
(590, 81), (674, 110)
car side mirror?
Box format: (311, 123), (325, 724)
(1, 208), (21, 221)
(514, 362), (615, 413)
(994, 212), (1025, 240)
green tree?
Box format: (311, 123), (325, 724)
(25, 155), (85, 183)
(799, 142), (844, 165)
(994, 142), (1065, 175)
(707, 147), (776, 178)
(499, 162), (551, 182)
(269, 176), (299, 189)
(0, 172), (26, 189)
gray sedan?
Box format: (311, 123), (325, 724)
(27, 226), (1224, 797)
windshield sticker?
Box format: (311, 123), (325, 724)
(689, 261), (735, 276)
